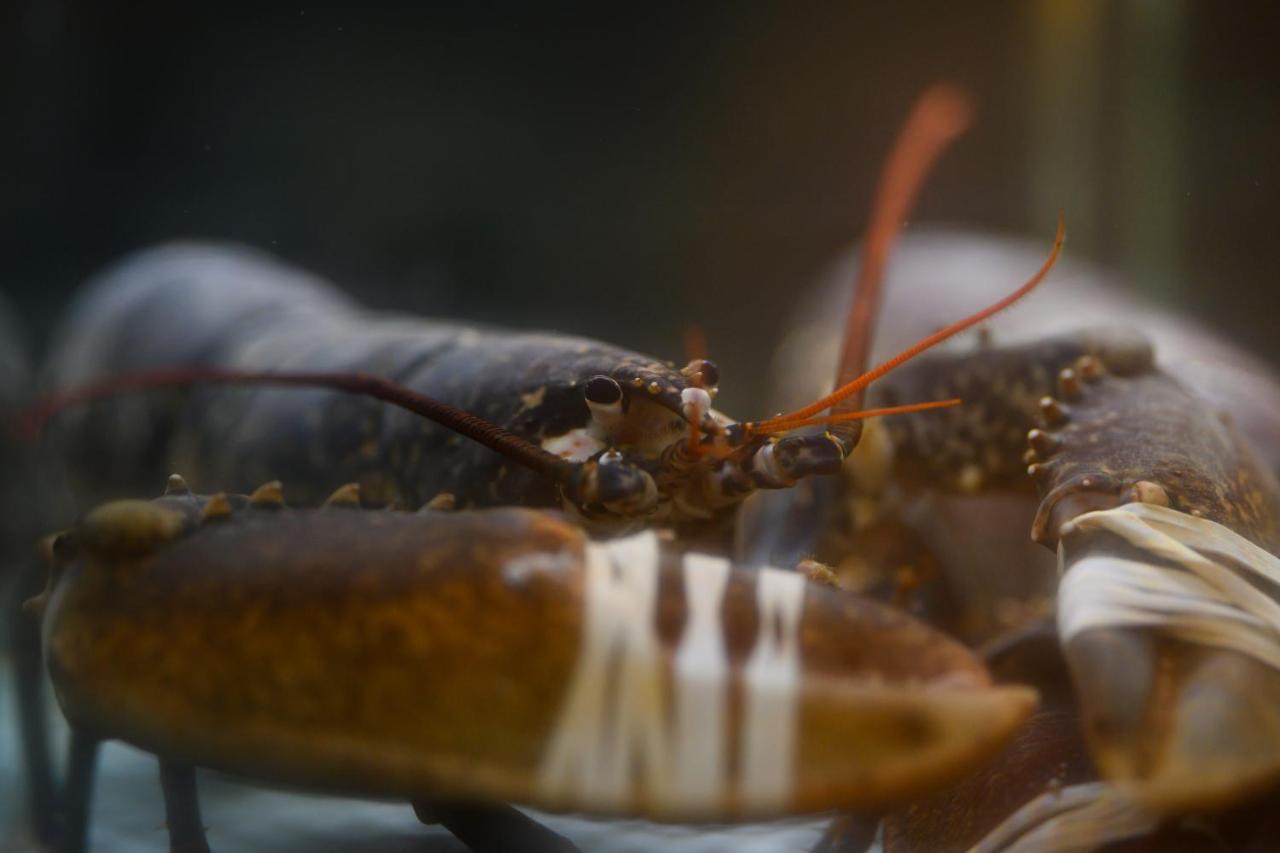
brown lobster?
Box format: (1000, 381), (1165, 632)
(9, 85), (1066, 852)
(762, 227), (1280, 850)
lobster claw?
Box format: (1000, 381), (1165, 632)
(1057, 502), (1280, 812)
(43, 501), (1038, 823)
(1020, 351), (1280, 813)
(1067, 630), (1280, 813)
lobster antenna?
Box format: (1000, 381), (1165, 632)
(759, 398), (962, 435)
(18, 368), (576, 485)
(752, 212), (1065, 434)
(832, 83), (974, 416)
(682, 323), (708, 363)
(742, 83), (972, 439)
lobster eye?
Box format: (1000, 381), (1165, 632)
(585, 375), (623, 405)
(683, 358), (719, 389)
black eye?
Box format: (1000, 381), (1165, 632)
(692, 359), (719, 388)
(585, 375), (623, 405)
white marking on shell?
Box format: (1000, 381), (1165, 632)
(667, 552), (731, 810)
(541, 428), (606, 462)
(739, 567), (805, 811)
(535, 533), (806, 816)
(536, 532), (665, 810)
(502, 549), (577, 587)
(518, 386), (547, 411)
(1058, 502), (1280, 671)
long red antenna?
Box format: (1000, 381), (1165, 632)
(758, 398), (962, 435)
(832, 84), (973, 416)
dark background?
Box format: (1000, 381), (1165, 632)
(3, 1), (1278, 412)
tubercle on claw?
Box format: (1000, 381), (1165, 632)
(1026, 347), (1280, 552)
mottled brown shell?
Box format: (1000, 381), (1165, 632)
(1027, 353), (1280, 552)
(1025, 347), (1280, 812)
(42, 497), (1035, 822)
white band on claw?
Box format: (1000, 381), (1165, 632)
(536, 532), (805, 816)
(1058, 502), (1280, 671)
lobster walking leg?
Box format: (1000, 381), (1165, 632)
(10, 553), (58, 844)
(159, 760), (211, 853)
(414, 802), (580, 853)
(58, 728), (100, 853)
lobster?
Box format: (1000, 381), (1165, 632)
(32, 88), (1044, 539)
(758, 228), (1280, 850)
(34, 241), (957, 535)
(11, 85), (1068, 851)
(25, 484), (1033, 851)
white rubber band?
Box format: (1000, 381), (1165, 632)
(971, 782), (1158, 853)
(1058, 502), (1280, 671)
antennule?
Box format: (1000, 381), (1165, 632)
(755, 398), (962, 435)
(833, 83), (974, 408)
(753, 212), (1065, 434)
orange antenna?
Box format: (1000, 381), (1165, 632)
(758, 398), (962, 435)
(682, 323), (707, 363)
(679, 325), (717, 454)
(751, 212), (1065, 435)
(833, 84), (973, 415)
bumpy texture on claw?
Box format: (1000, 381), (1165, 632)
(745, 327), (1157, 645)
(42, 495), (1035, 822)
(1027, 350), (1280, 813)
(1029, 358), (1280, 551)
(871, 328), (1155, 495)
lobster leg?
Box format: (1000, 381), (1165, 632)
(414, 801), (580, 853)
(810, 812), (879, 853)
(159, 760), (211, 853)
(58, 728), (100, 853)
(9, 553), (58, 844)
